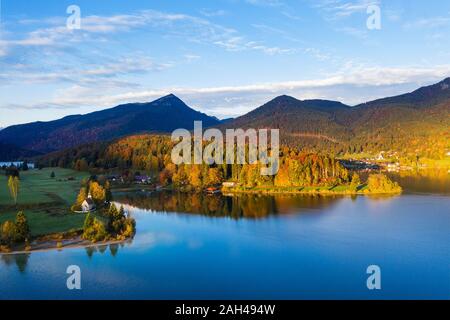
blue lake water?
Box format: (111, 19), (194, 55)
(0, 175), (449, 299)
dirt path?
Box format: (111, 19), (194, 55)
(0, 237), (130, 255)
(287, 132), (342, 144)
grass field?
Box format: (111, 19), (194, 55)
(340, 153), (450, 170)
(222, 184), (370, 195)
(0, 168), (89, 236)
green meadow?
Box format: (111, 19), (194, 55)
(222, 184), (370, 195)
(0, 168), (89, 236)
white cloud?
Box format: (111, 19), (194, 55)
(314, 0), (380, 20)
(83, 56), (172, 76)
(0, 46), (7, 57)
(199, 9), (228, 17)
(5, 65), (449, 118)
(385, 9), (402, 22)
(246, 0), (302, 21)
(281, 11), (302, 21)
(0, 54), (172, 86)
(184, 54), (201, 62)
(338, 26), (368, 39)
(2, 9), (297, 57)
(404, 15), (450, 29)
(245, 0), (284, 7)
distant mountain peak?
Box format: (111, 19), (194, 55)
(304, 99), (351, 109)
(160, 93), (182, 101)
(262, 95), (349, 112)
(269, 95), (299, 104)
(151, 93), (187, 108)
(161, 93), (179, 99)
(0, 94), (220, 154)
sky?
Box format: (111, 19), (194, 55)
(1, 0), (450, 127)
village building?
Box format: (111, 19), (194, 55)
(222, 182), (237, 188)
(134, 175), (152, 184)
(81, 194), (96, 212)
(107, 175), (120, 182)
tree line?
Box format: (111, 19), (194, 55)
(37, 134), (403, 193)
(0, 212), (31, 251)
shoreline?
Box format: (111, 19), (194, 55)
(0, 236), (131, 256)
(114, 185), (403, 196)
(221, 187), (402, 196)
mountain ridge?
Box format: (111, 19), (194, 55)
(354, 77), (450, 109)
(1, 79), (449, 160)
(0, 94), (220, 154)
(220, 78), (449, 158)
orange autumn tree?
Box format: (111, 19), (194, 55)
(89, 181), (106, 204)
(206, 167), (223, 186)
(188, 165), (203, 189)
(274, 161), (290, 187)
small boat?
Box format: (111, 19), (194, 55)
(205, 187), (221, 194)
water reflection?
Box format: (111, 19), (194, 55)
(1, 253), (30, 273)
(388, 171), (450, 195)
(0, 188), (409, 273)
(114, 190), (345, 219)
(85, 243), (127, 259)
(364, 194), (404, 201)
(0, 177), (449, 299)
(110, 244), (119, 257)
(0, 243), (126, 271)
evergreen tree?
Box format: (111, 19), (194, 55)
(14, 211), (31, 242)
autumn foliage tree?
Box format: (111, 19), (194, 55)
(366, 174), (402, 194)
(188, 165), (202, 189)
(82, 213), (107, 242)
(1, 221), (16, 247)
(74, 187), (88, 210)
(107, 204), (136, 240)
(89, 181), (106, 204)
(37, 134), (355, 190)
(0, 211), (31, 248)
(7, 175), (19, 205)
(15, 211), (30, 242)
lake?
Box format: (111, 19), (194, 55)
(0, 174), (449, 299)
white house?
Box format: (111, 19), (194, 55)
(81, 194), (96, 212)
(222, 182), (237, 188)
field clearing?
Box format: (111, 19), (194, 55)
(223, 184), (370, 195)
(0, 168), (89, 236)
(0, 168), (88, 205)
